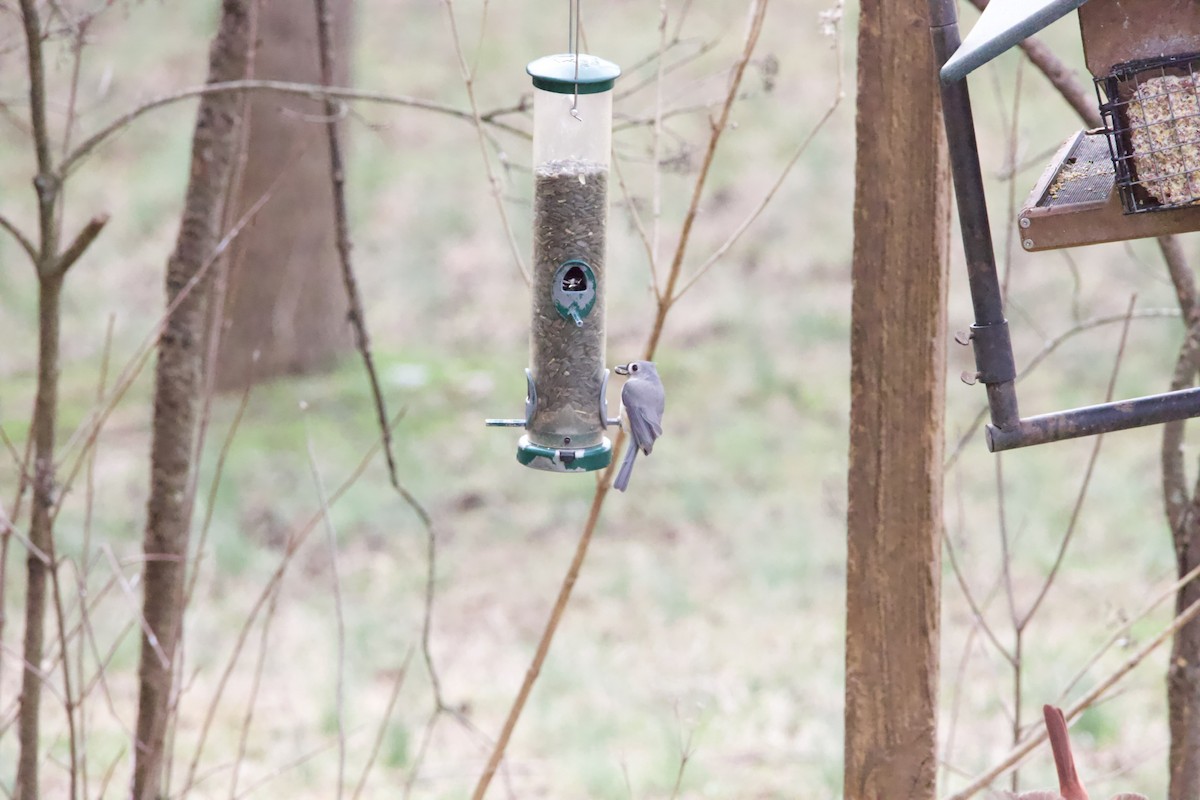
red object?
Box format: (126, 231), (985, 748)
(1043, 705), (1089, 800)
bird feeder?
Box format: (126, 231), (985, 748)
(928, 0), (1200, 451)
(485, 52), (623, 472)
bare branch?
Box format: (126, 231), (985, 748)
(944, 530), (1016, 666)
(1019, 296), (1137, 630)
(303, 416), (346, 798)
(313, 0), (403, 495)
(0, 214), (36, 262)
(226, 582), (282, 800)
(610, 152), (659, 299)
(351, 649), (415, 800)
(181, 412), (405, 795)
(673, 17), (844, 301)
(60, 79), (529, 176)
(442, 0), (530, 285)
(1057, 559), (1200, 704)
(53, 212), (108, 277)
(646, 0), (770, 353)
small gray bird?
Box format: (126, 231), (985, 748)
(613, 360), (665, 492)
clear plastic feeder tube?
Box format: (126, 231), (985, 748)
(525, 54), (620, 452)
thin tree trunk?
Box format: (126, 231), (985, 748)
(843, 0), (949, 795)
(16, 275), (62, 800)
(132, 3), (254, 797)
(15, 0), (63, 795)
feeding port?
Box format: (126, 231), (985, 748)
(1097, 53), (1200, 213)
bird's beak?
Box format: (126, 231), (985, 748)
(614, 363), (630, 375)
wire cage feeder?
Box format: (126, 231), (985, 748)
(930, 0), (1200, 451)
(485, 51), (623, 472)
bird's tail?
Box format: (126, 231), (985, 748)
(613, 443), (638, 492)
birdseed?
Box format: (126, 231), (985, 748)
(529, 158), (609, 448)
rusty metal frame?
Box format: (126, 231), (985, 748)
(927, 0), (1200, 452)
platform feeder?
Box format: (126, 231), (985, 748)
(927, 0), (1200, 452)
(485, 51), (623, 472)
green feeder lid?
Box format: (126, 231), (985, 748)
(527, 53), (621, 95)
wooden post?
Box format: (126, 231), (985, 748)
(844, 0), (949, 795)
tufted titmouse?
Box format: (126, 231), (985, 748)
(612, 360), (665, 492)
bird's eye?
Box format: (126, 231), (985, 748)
(631, 364), (639, 372)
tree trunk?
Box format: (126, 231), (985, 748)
(843, 0), (949, 796)
(132, 3), (254, 797)
(213, 0), (351, 391)
(1168, 552), (1200, 798)
(1163, 316), (1200, 800)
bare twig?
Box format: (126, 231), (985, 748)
(0, 214), (36, 261)
(674, 11), (844, 301)
(610, 152), (658, 295)
(53, 177), (279, 521)
(646, 0), (769, 354)
(303, 417), (347, 798)
(1019, 295), (1137, 630)
(53, 211), (108, 277)
(60, 78), (529, 176)
(943, 531), (1016, 666)
(313, 0), (402, 496)
(1057, 559), (1200, 704)
(351, 649), (416, 800)
(45, 544), (78, 799)
(101, 546), (170, 670)
(181, 412), (405, 794)
(226, 582), (283, 800)
(442, 0), (530, 285)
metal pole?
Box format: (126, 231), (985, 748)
(928, 0), (1021, 429)
(986, 387), (1200, 451)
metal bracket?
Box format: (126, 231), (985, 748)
(599, 369), (621, 428)
(969, 321), (1016, 385)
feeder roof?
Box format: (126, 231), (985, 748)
(527, 53), (621, 94)
(940, 0), (1090, 83)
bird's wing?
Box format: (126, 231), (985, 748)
(623, 380), (664, 454)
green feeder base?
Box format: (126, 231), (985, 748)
(517, 435), (612, 473)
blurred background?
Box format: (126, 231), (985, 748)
(0, 0), (1197, 797)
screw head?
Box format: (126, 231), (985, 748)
(1019, 216), (1031, 229)
(1022, 238), (1034, 250)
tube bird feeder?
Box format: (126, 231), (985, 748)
(486, 53), (622, 472)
